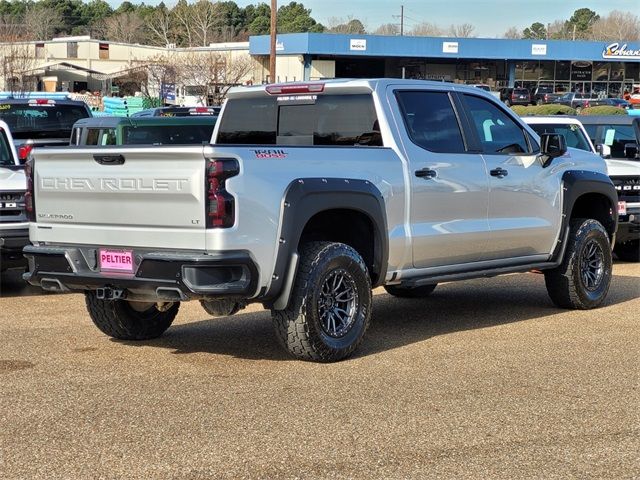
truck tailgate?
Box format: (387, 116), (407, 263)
(31, 146), (207, 250)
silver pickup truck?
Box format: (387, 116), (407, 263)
(24, 79), (618, 362)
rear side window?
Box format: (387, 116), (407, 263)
(395, 91), (465, 153)
(462, 94), (530, 154)
(122, 125), (213, 145)
(217, 94), (381, 146)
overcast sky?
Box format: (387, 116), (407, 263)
(228, 0), (636, 37)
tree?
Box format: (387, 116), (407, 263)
(277, 2), (324, 33)
(503, 26), (521, 39)
(24, 6), (63, 40)
(190, 0), (219, 46)
(565, 7), (599, 40)
(102, 11), (145, 43)
(373, 23), (399, 36)
(328, 16), (366, 34)
(178, 51), (253, 105)
(522, 22), (546, 40)
(0, 24), (36, 93)
(448, 23), (475, 38)
(147, 5), (174, 47)
(172, 0), (194, 46)
(409, 22), (444, 37)
(547, 20), (568, 39)
(590, 10), (640, 41)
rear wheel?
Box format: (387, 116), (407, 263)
(85, 292), (178, 340)
(271, 241), (372, 362)
(384, 284), (437, 298)
(614, 240), (640, 262)
(544, 218), (612, 309)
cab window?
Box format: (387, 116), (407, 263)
(395, 90), (466, 153)
(462, 94), (530, 154)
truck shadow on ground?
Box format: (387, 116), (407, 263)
(120, 272), (640, 362)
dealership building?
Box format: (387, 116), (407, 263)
(252, 33), (640, 97)
(1, 33), (639, 99)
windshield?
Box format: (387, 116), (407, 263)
(528, 123), (592, 152)
(0, 128), (15, 166)
(0, 103), (90, 135)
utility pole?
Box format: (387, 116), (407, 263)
(392, 5), (404, 36)
(269, 0), (277, 83)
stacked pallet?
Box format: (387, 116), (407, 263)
(102, 96), (145, 117)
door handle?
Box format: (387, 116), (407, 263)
(415, 168), (437, 179)
(93, 154), (125, 166)
(490, 167), (508, 178)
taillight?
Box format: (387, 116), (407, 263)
(266, 83), (325, 95)
(24, 157), (35, 221)
(206, 158), (239, 228)
(18, 144), (34, 162)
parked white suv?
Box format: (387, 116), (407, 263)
(0, 120), (28, 271)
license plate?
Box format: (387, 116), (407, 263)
(99, 249), (134, 273)
(618, 201), (627, 216)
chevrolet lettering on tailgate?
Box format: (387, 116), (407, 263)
(40, 177), (190, 191)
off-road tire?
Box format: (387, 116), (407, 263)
(544, 218), (612, 309)
(384, 284), (437, 298)
(614, 240), (640, 262)
(271, 241), (372, 362)
(85, 292), (179, 340)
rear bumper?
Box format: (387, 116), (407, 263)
(23, 245), (259, 301)
(0, 228), (30, 269)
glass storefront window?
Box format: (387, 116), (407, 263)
(608, 83), (623, 97)
(610, 63), (625, 82)
(592, 82), (608, 98)
(625, 63), (639, 82)
(540, 62), (554, 81)
(592, 62), (609, 81)
(556, 61), (570, 80)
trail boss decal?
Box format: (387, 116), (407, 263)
(251, 149), (288, 159)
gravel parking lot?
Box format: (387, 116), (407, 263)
(1, 264), (639, 479)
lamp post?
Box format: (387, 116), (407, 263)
(269, 0), (277, 83)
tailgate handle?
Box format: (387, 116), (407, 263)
(93, 154), (125, 166)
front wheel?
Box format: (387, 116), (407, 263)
(271, 241), (372, 362)
(614, 240), (640, 262)
(544, 218), (612, 309)
(85, 292), (179, 340)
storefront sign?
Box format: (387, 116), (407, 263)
(602, 42), (640, 59)
(350, 39), (367, 51)
(531, 44), (547, 56)
(571, 61), (592, 81)
(442, 42), (458, 54)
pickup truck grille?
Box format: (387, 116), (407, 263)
(0, 191), (27, 223)
(610, 176), (640, 202)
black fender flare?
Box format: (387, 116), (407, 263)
(264, 178), (388, 306)
(553, 170), (618, 260)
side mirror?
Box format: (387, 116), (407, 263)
(624, 143), (639, 159)
(540, 133), (567, 167)
(596, 144), (611, 159)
